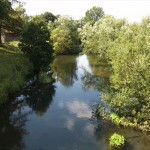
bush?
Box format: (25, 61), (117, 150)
(110, 113), (121, 125)
(109, 133), (125, 150)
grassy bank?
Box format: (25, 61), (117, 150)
(0, 41), (33, 104)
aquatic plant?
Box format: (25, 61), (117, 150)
(109, 133), (125, 150)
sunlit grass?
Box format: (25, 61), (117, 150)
(0, 41), (33, 104)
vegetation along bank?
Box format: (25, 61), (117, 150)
(0, 0), (150, 134)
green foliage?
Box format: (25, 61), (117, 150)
(83, 6), (104, 25)
(0, 42), (33, 104)
(80, 15), (150, 131)
(79, 16), (126, 57)
(19, 16), (53, 73)
(0, 0), (12, 21)
(7, 3), (29, 34)
(0, 0), (12, 44)
(104, 17), (150, 131)
(51, 16), (81, 54)
(110, 113), (121, 125)
(41, 12), (57, 23)
(38, 71), (54, 84)
(109, 133), (125, 150)
(0, 1), (25, 44)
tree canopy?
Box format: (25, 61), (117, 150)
(0, 0), (12, 44)
(41, 12), (57, 23)
(79, 16), (126, 57)
(19, 16), (53, 73)
(83, 6), (105, 25)
(51, 16), (81, 54)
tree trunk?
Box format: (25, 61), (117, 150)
(0, 24), (2, 46)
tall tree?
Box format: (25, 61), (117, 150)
(42, 12), (57, 23)
(19, 16), (53, 73)
(51, 16), (81, 54)
(6, 3), (29, 34)
(79, 16), (126, 56)
(84, 6), (104, 25)
(0, 0), (21, 45)
(0, 0), (12, 45)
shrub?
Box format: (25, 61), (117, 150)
(109, 133), (125, 150)
(110, 113), (121, 125)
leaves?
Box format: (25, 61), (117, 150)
(51, 16), (80, 54)
(19, 16), (53, 73)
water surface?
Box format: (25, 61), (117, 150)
(0, 55), (149, 150)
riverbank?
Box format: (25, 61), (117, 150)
(0, 41), (33, 104)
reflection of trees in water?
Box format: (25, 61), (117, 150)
(0, 75), (56, 148)
(51, 55), (78, 87)
(87, 55), (110, 78)
(93, 119), (113, 139)
(0, 99), (29, 149)
(81, 55), (110, 92)
(24, 83), (55, 116)
(81, 70), (110, 92)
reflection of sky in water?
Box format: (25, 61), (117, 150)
(84, 123), (95, 136)
(64, 118), (75, 131)
(2, 55), (149, 150)
(58, 100), (92, 119)
(77, 55), (92, 75)
(58, 99), (95, 136)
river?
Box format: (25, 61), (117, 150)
(0, 55), (149, 150)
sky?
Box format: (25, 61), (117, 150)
(17, 0), (150, 23)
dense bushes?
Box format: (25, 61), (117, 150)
(105, 18), (150, 131)
(80, 16), (150, 131)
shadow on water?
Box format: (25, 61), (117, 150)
(0, 75), (56, 149)
(23, 81), (55, 116)
(0, 98), (29, 149)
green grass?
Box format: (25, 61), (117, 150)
(0, 41), (33, 104)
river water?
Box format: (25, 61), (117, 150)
(0, 55), (149, 150)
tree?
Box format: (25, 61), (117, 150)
(42, 12), (57, 23)
(0, 0), (12, 45)
(79, 16), (126, 57)
(0, 1), (26, 45)
(6, 4), (29, 34)
(19, 16), (53, 73)
(83, 6), (104, 25)
(51, 16), (81, 54)
(102, 17), (150, 131)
